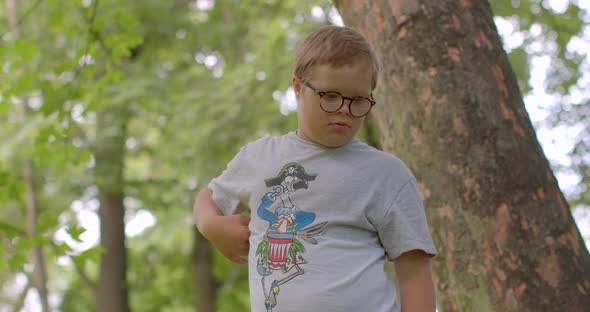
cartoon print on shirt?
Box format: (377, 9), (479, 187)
(255, 162), (327, 312)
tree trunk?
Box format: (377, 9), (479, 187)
(334, 1), (590, 311)
(192, 227), (218, 312)
(95, 106), (129, 312)
(6, 0), (50, 310)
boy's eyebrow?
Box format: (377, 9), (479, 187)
(319, 86), (372, 98)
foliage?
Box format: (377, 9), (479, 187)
(1, 0), (333, 310)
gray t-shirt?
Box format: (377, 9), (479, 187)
(209, 131), (437, 312)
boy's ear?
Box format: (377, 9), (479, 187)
(292, 75), (302, 99)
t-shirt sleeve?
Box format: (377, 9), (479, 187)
(207, 145), (250, 216)
(377, 177), (437, 261)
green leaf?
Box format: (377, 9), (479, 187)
(38, 212), (59, 233)
(9, 252), (27, 272)
(0, 220), (25, 236)
(16, 236), (36, 250)
(292, 239), (305, 253)
(507, 47), (531, 94)
(54, 241), (73, 256)
(72, 245), (105, 271)
(255, 240), (268, 255)
(11, 38), (40, 63)
(66, 225), (87, 243)
(0, 245), (6, 271)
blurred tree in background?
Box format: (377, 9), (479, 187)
(0, 0), (588, 311)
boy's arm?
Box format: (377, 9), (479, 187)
(194, 187), (250, 264)
(394, 249), (436, 312)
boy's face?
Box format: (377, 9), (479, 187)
(293, 61), (373, 148)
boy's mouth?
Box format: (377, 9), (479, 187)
(329, 122), (351, 128)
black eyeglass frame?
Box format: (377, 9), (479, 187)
(300, 79), (376, 118)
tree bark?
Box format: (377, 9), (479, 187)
(6, 0), (50, 310)
(334, 0), (590, 311)
(192, 227), (218, 312)
(363, 114), (383, 150)
(95, 106), (129, 312)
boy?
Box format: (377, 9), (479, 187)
(194, 26), (437, 312)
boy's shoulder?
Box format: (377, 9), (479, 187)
(242, 133), (283, 150)
(351, 140), (405, 163)
(349, 140), (414, 178)
(237, 133), (287, 157)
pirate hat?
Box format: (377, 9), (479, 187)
(265, 162), (317, 188)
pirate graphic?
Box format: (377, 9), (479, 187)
(255, 163), (327, 311)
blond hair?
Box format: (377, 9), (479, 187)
(294, 26), (380, 90)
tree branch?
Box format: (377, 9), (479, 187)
(12, 273), (32, 312)
(70, 253), (98, 293)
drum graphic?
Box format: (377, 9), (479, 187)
(267, 237), (292, 269)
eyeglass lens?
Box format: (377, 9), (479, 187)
(320, 92), (372, 117)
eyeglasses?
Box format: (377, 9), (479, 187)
(301, 80), (376, 118)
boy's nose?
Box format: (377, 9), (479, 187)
(337, 98), (353, 115)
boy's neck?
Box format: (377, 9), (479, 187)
(294, 129), (353, 148)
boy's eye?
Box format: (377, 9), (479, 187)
(323, 92), (341, 101)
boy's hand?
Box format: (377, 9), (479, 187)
(201, 214), (251, 264)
